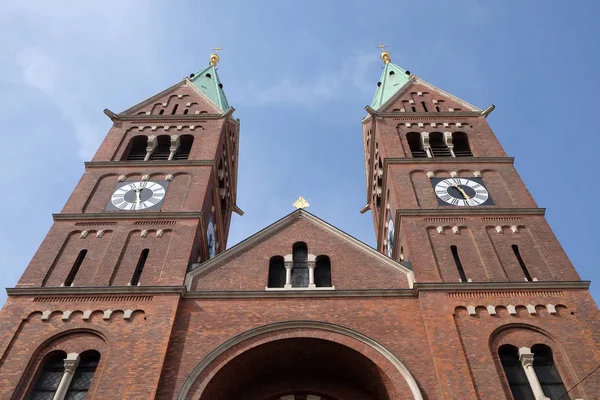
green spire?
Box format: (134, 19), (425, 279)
(371, 50), (411, 111)
(189, 53), (230, 112)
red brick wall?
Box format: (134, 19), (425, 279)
(190, 217), (413, 291)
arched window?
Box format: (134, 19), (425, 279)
(531, 344), (568, 399)
(499, 345), (535, 400)
(452, 132), (473, 157)
(512, 245), (532, 281)
(429, 132), (451, 157)
(451, 245), (468, 282)
(421, 101), (429, 112)
(123, 136), (148, 161)
(406, 132), (426, 158)
(64, 249), (87, 287)
(267, 256), (285, 288)
(28, 350), (67, 399)
(149, 135), (170, 160)
(173, 135), (194, 160)
(315, 255), (332, 287)
(291, 242), (308, 288)
(130, 249), (149, 286)
(65, 350), (100, 399)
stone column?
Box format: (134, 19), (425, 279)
(284, 261), (293, 289)
(53, 352), (80, 400)
(308, 261), (316, 289)
(519, 347), (550, 400)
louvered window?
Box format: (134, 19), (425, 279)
(452, 132), (473, 157)
(124, 136), (148, 161)
(173, 135), (194, 160)
(406, 132), (427, 158)
(429, 132), (451, 157)
(149, 135), (171, 160)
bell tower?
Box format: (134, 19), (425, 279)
(362, 48), (580, 284)
(17, 51), (241, 289)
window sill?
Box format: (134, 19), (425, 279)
(265, 286), (336, 291)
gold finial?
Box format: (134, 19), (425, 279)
(293, 196), (310, 209)
(377, 43), (391, 64)
(209, 45), (224, 66)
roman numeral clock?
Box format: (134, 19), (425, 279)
(106, 181), (169, 211)
(431, 177), (493, 207)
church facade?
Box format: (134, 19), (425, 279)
(0, 49), (598, 399)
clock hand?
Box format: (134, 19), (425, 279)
(452, 184), (471, 200)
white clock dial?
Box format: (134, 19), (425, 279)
(386, 215), (395, 258)
(207, 216), (216, 258)
(434, 178), (489, 206)
(110, 181), (166, 210)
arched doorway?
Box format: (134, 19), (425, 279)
(178, 321), (423, 400)
(201, 337), (389, 400)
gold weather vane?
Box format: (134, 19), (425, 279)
(209, 45), (224, 66)
(377, 42), (391, 64)
(293, 196), (310, 209)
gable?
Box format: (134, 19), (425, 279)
(380, 78), (481, 114)
(186, 211), (414, 291)
(119, 80), (223, 117)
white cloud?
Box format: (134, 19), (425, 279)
(235, 51), (377, 107)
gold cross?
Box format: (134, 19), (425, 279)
(211, 45), (225, 53)
(376, 43), (388, 51)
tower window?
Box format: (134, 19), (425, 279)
(452, 132), (473, 157)
(531, 344), (568, 399)
(512, 245), (532, 281)
(315, 255), (332, 287)
(149, 135), (171, 161)
(64, 249), (87, 287)
(498, 345), (535, 400)
(65, 350), (101, 399)
(124, 136), (148, 161)
(429, 132), (451, 157)
(173, 135), (194, 160)
(267, 256), (285, 288)
(130, 249), (149, 286)
(451, 245), (468, 282)
(29, 351), (67, 399)
(406, 132), (427, 158)
(291, 242), (308, 288)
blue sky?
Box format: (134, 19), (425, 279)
(0, 1), (599, 303)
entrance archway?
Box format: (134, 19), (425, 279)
(178, 321), (423, 400)
(201, 337), (389, 399)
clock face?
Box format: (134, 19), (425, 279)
(386, 214), (395, 258)
(107, 181), (169, 211)
(431, 177), (493, 206)
(207, 215), (216, 258)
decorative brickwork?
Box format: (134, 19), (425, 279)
(0, 55), (598, 400)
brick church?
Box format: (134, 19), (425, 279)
(0, 48), (598, 399)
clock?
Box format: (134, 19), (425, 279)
(106, 181), (169, 211)
(431, 177), (493, 206)
(207, 215), (216, 258)
(386, 214), (395, 258)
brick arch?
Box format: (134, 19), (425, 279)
(13, 328), (108, 399)
(488, 323), (585, 399)
(178, 320), (423, 400)
(82, 173), (119, 212)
